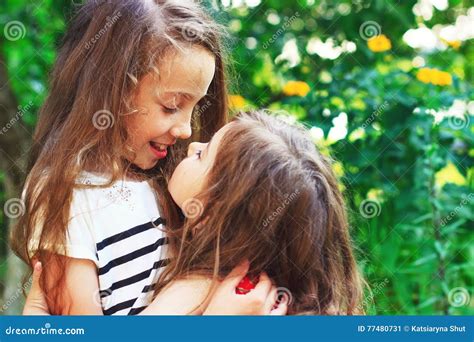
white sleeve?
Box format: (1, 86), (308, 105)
(64, 189), (99, 267)
(26, 176), (99, 267)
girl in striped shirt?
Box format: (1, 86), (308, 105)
(24, 111), (364, 315)
(13, 0), (281, 315)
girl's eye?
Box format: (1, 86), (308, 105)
(162, 106), (179, 114)
(196, 150), (202, 159)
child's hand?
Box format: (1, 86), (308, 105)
(23, 262), (51, 315)
(204, 260), (288, 315)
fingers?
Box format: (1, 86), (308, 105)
(252, 272), (272, 298)
(33, 261), (42, 281)
(264, 285), (278, 314)
(221, 260), (250, 289)
(270, 295), (288, 316)
(30, 261), (43, 296)
(23, 261), (50, 316)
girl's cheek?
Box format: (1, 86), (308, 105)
(170, 162), (189, 189)
(125, 118), (146, 143)
(168, 171), (180, 201)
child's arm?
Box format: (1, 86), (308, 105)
(24, 260), (287, 315)
(24, 258), (103, 315)
(142, 261), (288, 315)
(62, 257), (104, 315)
(141, 276), (212, 315)
(25, 264), (207, 315)
(43, 255), (104, 315)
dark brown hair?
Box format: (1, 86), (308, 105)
(11, 0), (229, 314)
(158, 110), (364, 315)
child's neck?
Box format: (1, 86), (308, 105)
(82, 160), (160, 182)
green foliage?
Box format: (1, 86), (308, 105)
(215, 0), (473, 315)
(0, 0), (66, 125)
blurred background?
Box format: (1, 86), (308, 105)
(0, 0), (472, 315)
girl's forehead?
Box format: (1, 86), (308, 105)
(156, 89), (206, 101)
(153, 46), (216, 94)
(212, 123), (233, 143)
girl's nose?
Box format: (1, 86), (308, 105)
(170, 121), (192, 140)
(187, 142), (205, 157)
(187, 142), (198, 157)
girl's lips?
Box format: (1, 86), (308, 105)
(149, 142), (168, 159)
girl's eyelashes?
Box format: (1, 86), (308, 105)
(162, 105), (179, 114)
(196, 150), (202, 159)
(158, 95), (180, 114)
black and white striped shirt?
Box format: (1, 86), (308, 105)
(64, 172), (169, 315)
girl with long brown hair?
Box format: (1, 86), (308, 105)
(150, 110), (365, 315)
(23, 110), (364, 315)
(12, 0), (282, 315)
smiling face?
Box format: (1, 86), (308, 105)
(125, 45), (216, 170)
(168, 123), (232, 209)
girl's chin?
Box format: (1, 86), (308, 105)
(167, 180), (186, 208)
(130, 158), (160, 173)
(133, 162), (157, 170)
(167, 183), (178, 202)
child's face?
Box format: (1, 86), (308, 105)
(168, 124), (231, 210)
(126, 46), (216, 170)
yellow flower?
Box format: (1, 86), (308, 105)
(416, 68), (432, 84)
(228, 95), (246, 110)
(367, 34), (392, 52)
(430, 69), (444, 86)
(437, 71), (452, 86)
(283, 81), (311, 97)
(435, 162), (466, 188)
(446, 40), (461, 49)
(416, 68), (452, 86)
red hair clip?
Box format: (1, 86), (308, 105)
(236, 275), (258, 294)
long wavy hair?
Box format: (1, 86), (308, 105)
(157, 111), (364, 315)
(11, 0), (229, 314)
